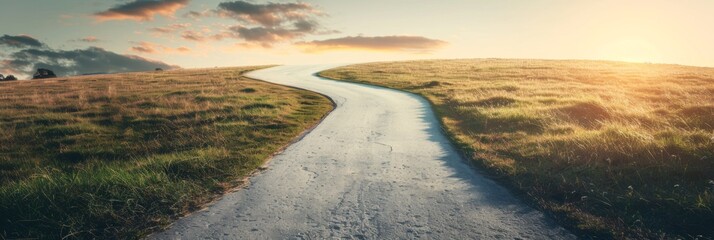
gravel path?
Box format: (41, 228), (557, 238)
(150, 65), (575, 239)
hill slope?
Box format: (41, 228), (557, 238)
(320, 59), (714, 239)
(0, 67), (333, 238)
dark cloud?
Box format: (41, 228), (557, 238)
(158, 1), (329, 47)
(95, 0), (190, 21)
(217, 1), (319, 27)
(1, 47), (176, 78)
(228, 23), (317, 46)
(0, 35), (44, 48)
(296, 36), (447, 53)
(192, 1), (330, 47)
(184, 11), (203, 19)
(293, 20), (318, 32)
(231, 27), (295, 45)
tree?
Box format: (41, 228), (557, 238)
(33, 68), (57, 79)
(4, 75), (18, 81)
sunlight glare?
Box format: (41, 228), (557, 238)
(598, 38), (662, 63)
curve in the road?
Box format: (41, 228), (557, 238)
(151, 65), (575, 239)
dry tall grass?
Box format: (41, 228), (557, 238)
(320, 59), (714, 239)
(0, 67), (333, 238)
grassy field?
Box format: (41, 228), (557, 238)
(0, 67), (333, 239)
(320, 59), (714, 239)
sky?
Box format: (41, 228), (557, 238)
(1, 0), (713, 78)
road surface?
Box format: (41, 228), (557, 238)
(151, 65), (574, 239)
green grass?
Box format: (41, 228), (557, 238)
(0, 67), (333, 239)
(320, 59), (714, 239)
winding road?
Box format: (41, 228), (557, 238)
(151, 65), (575, 239)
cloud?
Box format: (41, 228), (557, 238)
(217, 19), (321, 47)
(95, 0), (190, 21)
(67, 36), (100, 43)
(180, 30), (206, 42)
(183, 10), (211, 19)
(79, 36), (100, 43)
(296, 36), (447, 53)
(181, 30), (210, 42)
(231, 26), (294, 42)
(0, 35), (44, 48)
(150, 23), (191, 34)
(188, 21), (318, 47)
(1, 47), (177, 78)
(131, 42), (156, 53)
(149, 1), (329, 47)
(180, 30), (234, 42)
(130, 41), (192, 54)
(217, 1), (321, 27)
(227, 23), (318, 46)
(205, 1), (329, 47)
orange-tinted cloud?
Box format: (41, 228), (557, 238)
(150, 23), (191, 34)
(181, 30), (207, 42)
(131, 42), (157, 53)
(80, 36), (100, 43)
(130, 41), (191, 54)
(0, 60), (21, 75)
(296, 36), (447, 53)
(180, 30), (234, 42)
(95, 0), (189, 21)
